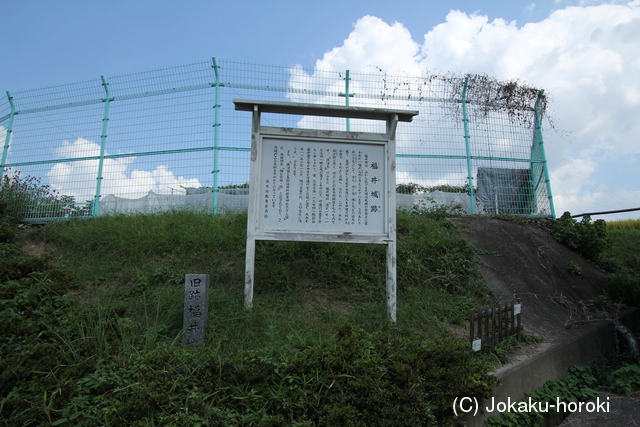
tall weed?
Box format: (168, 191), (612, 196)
(601, 226), (640, 307)
(607, 218), (640, 230)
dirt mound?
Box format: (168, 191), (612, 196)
(451, 217), (609, 340)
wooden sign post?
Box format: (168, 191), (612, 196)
(234, 100), (418, 322)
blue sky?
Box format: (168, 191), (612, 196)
(0, 0), (577, 89)
(2, 0), (639, 219)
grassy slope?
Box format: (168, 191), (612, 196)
(603, 220), (640, 307)
(35, 209), (492, 353)
(2, 211), (638, 425)
(2, 209), (500, 426)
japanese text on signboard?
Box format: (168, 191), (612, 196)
(259, 138), (386, 234)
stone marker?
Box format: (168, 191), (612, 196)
(182, 274), (209, 348)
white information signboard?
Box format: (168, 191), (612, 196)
(235, 100), (418, 322)
(259, 136), (386, 235)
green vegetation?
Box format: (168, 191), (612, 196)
(3, 188), (640, 426)
(486, 365), (601, 426)
(548, 213), (640, 308)
(607, 218), (640, 230)
(486, 355), (640, 426)
(0, 172), (92, 220)
(486, 214), (640, 426)
(553, 212), (608, 263)
(566, 261), (582, 276)
(602, 220), (640, 308)
(1, 203), (501, 426)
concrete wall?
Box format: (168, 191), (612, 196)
(459, 308), (639, 427)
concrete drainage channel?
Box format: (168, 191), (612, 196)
(458, 309), (640, 427)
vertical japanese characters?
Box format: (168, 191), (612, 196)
(260, 139), (385, 234)
(182, 274), (210, 348)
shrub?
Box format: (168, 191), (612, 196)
(30, 324), (498, 426)
(0, 171), (91, 220)
(553, 212), (608, 262)
(0, 202), (19, 258)
(609, 270), (640, 307)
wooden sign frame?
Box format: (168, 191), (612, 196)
(234, 99), (418, 322)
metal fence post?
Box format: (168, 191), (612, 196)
(534, 90), (556, 218)
(92, 76), (112, 217)
(462, 78), (476, 214)
(339, 70), (354, 131)
(0, 92), (16, 180)
(212, 57), (221, 215)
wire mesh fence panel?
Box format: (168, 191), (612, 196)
(6, 105), (104, 164)
(0, 59), (554, 222)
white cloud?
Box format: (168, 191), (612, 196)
(291, 2), (640, 218)
(419, 2), (640, 156)
(314, 16), (422, 75)
(550, 157), (598, 196)
(46, 138), (201, 202)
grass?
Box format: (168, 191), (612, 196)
(2, 207), (503, 425)
(602, 220), (640, 307)
(3, 208), (639, 425)
(607, 218), (640, 230)
(604, 229), (640, 270)
(36, 209), (492, 342)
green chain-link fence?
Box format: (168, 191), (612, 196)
(0, 58), (554, 221)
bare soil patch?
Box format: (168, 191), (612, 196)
(451, 217), (609, 341)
